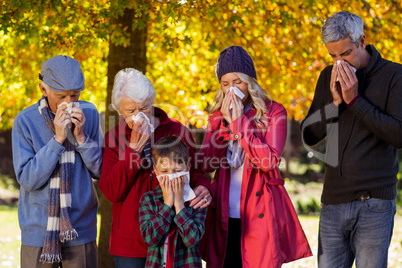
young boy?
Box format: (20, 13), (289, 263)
(139, 136), (207, 268)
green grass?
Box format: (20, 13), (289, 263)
(287, 161), (323, 176)
(0, 175), (18, 192)
(0, 205), (19, 267)
(1, 206), (401, 267)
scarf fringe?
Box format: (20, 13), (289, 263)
(59, 229), (79, 242)
(39, 253), (63, 263)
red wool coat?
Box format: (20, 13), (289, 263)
(198, 101), (312, 268)
(99, 107), (212, 258)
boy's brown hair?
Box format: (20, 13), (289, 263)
(152, 136), (190, 166)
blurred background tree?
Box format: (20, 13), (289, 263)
(1, 0), (402, 266)
(1, 0), (402, 129)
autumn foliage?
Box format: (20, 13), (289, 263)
(1, 0), (401, 130)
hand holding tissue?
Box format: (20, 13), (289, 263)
(58, 101), (79, 114)
(156, 171), (196, 202)
(226, 86), (245, 109)
(336, 60), (356, 82)
(132, 112), (155, 133)
(57, 101), (79, 129)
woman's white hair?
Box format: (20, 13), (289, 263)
(210, 72), (270, 128)
(112, 68), (156, 112)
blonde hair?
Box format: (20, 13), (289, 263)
(210, 72), (270, 128)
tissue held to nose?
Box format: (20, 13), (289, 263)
(131, 112), (155, 133)
(57, 101), (80, 128)
(336, 60), (356, 82)
(156, 171), (196, 202)
(58, 101), (79, 114)
(227, 86), (245, 109)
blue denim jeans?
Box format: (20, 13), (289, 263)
(318, 198), (396, 268)
(114, 256), (146, 268)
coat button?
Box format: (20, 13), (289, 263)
(256, 191), (261, 196)
(258, 213), (264, 218)
(218, 137), (224, 141)
(234, 134), (239, 139)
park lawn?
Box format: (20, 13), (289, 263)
(1, 206), (401, 268)
(0, 205), (19, 267)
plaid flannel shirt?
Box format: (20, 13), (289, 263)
(139, 186), (207, 268)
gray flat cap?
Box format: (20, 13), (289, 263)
(40, 55), (85, 92)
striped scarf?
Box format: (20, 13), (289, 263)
(226, 102), (253, 168)
(227, 140), (245, 169)
(38, 97), (78, 263)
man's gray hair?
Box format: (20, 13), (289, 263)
(322, 11), (364, 45)
(111, 68), (156, 112)
(40, 81), (51, 93)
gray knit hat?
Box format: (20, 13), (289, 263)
(40, 55), (85, 92)
(215, 46), (257, 82)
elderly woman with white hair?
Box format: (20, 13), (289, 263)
(99, 68), (212, 267)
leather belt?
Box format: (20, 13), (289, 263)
(356, 191), (371, 201)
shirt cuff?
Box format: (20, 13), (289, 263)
(330, 99), (340, 108)
(159, 204), (175, 223)
(347, 95), (361, 108)
(75, 135), (89, 150)
(49, 137), (65, 155)
(174, 207), (191, 227)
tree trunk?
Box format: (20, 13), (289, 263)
(98, 8), (147, 268)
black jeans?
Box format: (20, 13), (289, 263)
(223, 218), (242, 268)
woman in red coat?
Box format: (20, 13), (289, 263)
(199, 46), (312, 268)
(99, 68), (212, 267)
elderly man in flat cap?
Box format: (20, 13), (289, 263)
(12, 55), (103, 267)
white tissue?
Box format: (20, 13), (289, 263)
(58, 101), (79, 114)
(132, 112), (155, 133)
(57, 101), (79, 129)
(156, 171), (196, 202)
(336, 60), (356, 81)
(226, 86), (245, 109)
